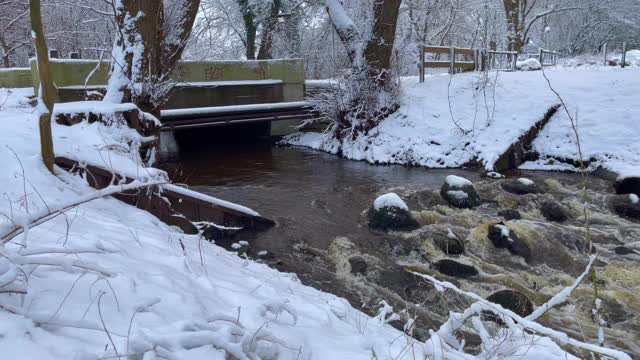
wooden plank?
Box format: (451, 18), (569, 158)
(423, 61), (452, 68)
(454, 48), (475, 56)
(424, 46), (451, 54)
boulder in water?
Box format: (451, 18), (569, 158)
(348, 256), (367, 275)
(498, 209), (521, 221)
(487, 222), (531, 261)
(614, 176), (640, 196)
(434, 259), (478, 278)
(614, 246), (637, 255)
(540, 201), (569, 222)
(501, 178), (541, 195)
(440, 175), (481, 209)
(610, 194), (640, 219)
(368, 193), (420, 231)
(486, 290), (534, 318)
(432, 228), (465, 255)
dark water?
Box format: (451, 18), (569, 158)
(161, 139), (479, 254)
(160, 135), (640, 356)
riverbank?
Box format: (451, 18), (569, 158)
(0, 88), (426, 359)
(0, 85), (634, 358)
(286, 66), (640, 179)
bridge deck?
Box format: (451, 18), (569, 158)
(160, 101), (315, 131)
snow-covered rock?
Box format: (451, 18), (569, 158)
(516, 58), (542, 71)
(488, 222), (532, 261)
(368, 193), (419, 231)
(501, 177), (541, 195)
(440, 175), (481, 208)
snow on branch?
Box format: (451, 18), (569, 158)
(409, 262), (632, 360)
(325, 0), (361, 64)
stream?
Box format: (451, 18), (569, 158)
(160, 137), (640, 357)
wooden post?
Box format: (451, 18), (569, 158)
(30, 0), (56, 173)
(449, 46), (455, 74)
(621, 42), (627, 68)
(603, 42), (608, 66)
(539, 48), (544, 68)
(511, 52), (517, 71)
(419, 46), (425, 82)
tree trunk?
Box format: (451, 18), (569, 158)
(257, 0), (282, 60)
(503, 0), (526, 52)
(29, 0), (56, 173)
(364, 0), (402, 87)
(325, 0), (403, 136)
(105, 0), (164, 116)
(238, 0), (257, 60)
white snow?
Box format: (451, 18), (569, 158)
(446, 190), (468, 200)
(285, 67), (640, 177)
(445, 174), (472, 187)
(0, 88), (431, 360)
(161, 101), (309, 117)
(495, 224), (511, 238)
(630, 194), (639, 204)
(516, 58), (542, 71)
(373, 193), (408, 210)
(178, 80), (283, 87)
(517, 177), (534, 186)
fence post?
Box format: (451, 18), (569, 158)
(511, 52), (517, 71)
(539, 48), (544, 67)
(449, 46), (455, 74)
(603, 42), (608, 66)
(419, 46), (425, 82)
(621, 42), (627, 68)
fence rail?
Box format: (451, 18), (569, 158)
(419, 46), (479, 82)
(486, 50), (518, 71)
(526, 49), (558, 67)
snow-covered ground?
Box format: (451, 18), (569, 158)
(287, 66), (640, 178)
(0, 86), (631, 359)
(0, 88), (423, 359)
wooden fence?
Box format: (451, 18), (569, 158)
(526, 49), (558, 67)
(419, 46), (479, 82)
(486, 50), (519, 71)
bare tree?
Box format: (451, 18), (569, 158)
(325, 0), (402, 136)
(104, 0), (200, 116)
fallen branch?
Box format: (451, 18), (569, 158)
(1, 178), (167, 245)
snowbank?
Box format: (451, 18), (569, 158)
(286, 67), (640, 176)
(516, 58), (542, 71)
(0, 89), (428, 359)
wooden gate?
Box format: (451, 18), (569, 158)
(419, 46), (478, 82)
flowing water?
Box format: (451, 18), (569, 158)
(160, 136), (640, 357)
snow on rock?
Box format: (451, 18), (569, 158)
(630, 194), (639, 204)
(517, 177), (534, 186)
(445, 174), (473, 187)
(373, 192), (409, 210)
(516, 58), (542, 71)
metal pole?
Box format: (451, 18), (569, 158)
(450, 46), (455, 74)
(603, 42), (608, 66)
(419, 46), (425, 82)
(622, 42), (627, 68)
